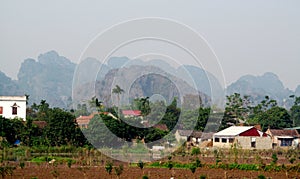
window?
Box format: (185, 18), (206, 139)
(251, 141), (256, 148)
(280, 139), (293, 146)
(11, 103), (19, 115)
(229, 138), (234, 143)
(221, 138), (227, 143)
(0, 106), (3, 114)
(215, 138), (220, 142)
(12, 107), (17, 115)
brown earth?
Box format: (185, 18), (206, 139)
(10, 164), (300, 179)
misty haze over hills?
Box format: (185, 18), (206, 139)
(0, 50), (299, 109)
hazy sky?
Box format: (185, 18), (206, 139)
(0, 0), (299, 90)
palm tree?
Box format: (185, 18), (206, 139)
(112, 85), (124, 106)
(89, 96), (103, 112)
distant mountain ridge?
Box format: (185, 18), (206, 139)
(0, 71), (22, 96)
(226, 72), (294, 107)
(17, 51), (76, 108)
(73, 65), (210, 109)
(0, 50), (298, 108)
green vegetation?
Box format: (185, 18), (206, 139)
(105, 161), (113, 175)
(19, 161), (25, 169)
(137, 160), (144, 170)
(189, 164), (197, 173)
(257, 174), (266, 179)
(0, 165), (16, 178)
(142, 175), (149, 179)
(0, 93), (300, 178)
(191, 147), (200, 156)
(223, 94), (297, 131)
(199, 174), (207, 179)
(114, 164), (124, 179)
(1, 93), (298, 151)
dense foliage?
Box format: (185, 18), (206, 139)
(1, 93), (300, 148)
(0, 100), (88, 148)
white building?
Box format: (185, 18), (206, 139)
(213, 126), (271, 149)
(0, 96), (27, 121)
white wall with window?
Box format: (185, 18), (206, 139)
(0, 96), (26, 121)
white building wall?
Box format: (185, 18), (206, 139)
(213, 137), (232, 148)
(0, 96), (26, 121)
(175, 130), (188, 142)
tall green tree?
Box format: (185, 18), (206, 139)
(88, 96), (103, 112)
(112, 85), (124, 106)
(132, 97), (151, 116)
(248, 96), (279, 128)
(0, 116), (25, 145)
(146, 100), (166, 125)
(250, 96), (277, 115)
(290, 95), (300, 127)
(43, 107), (86, 146)
(83, 114), (116, 148)
(257, 106), (292, 131)
(221, 93), (250, 129)
(160, 98), (180, 130)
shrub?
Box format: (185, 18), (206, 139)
(149, 161), (160, 167)
(199, 175), (207, 179)
(195, 158), (202, 167)
(67, 159), (72, 168)
(142, 175), (149, 179)
(114, 164), (124, 179)
(167, 161), (173, 170)
(189, 164), (197, 174)
(19, 162), (25, 169)
(138, 160), (144, 170)
(105, 161), (113, 175)
(191, 147), (200, 156)
(213, 149), (221, 165)
(257, 174), (266, 179)
(289, 157), (296, 164)
(271, 153), (278, 165)
(0, 166), (16, 178)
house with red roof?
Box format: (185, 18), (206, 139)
(213, 126), (272, 149)
(122, 110), (142, 118)
(76, 114), (95, 128)
(76, 112), (117, 128)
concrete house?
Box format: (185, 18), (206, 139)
(265, 129), (300, 148)
(76, 114), (95, 128)
(0, 96), (27, 121)
(122, 110), (141, 118)
(175, 130), (212, 146)
(213, 126), (272, 149)
(76, 112), (117, 128)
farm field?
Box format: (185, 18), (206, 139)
(1, 146), (300, 178)
(9, 164), (300, 179)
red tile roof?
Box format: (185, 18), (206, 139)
(268, 129), (300, 137)
(122, 110), (141, 116)
(76, 113), (97, 125)
(153, 124), (169, 131)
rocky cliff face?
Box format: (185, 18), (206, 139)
(227, 72), (293, 106)
(0, 71), (22, 96)
(17, 51), (75, 107)
(73, 65), (210, 109)
(1, 50), (298, 109)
